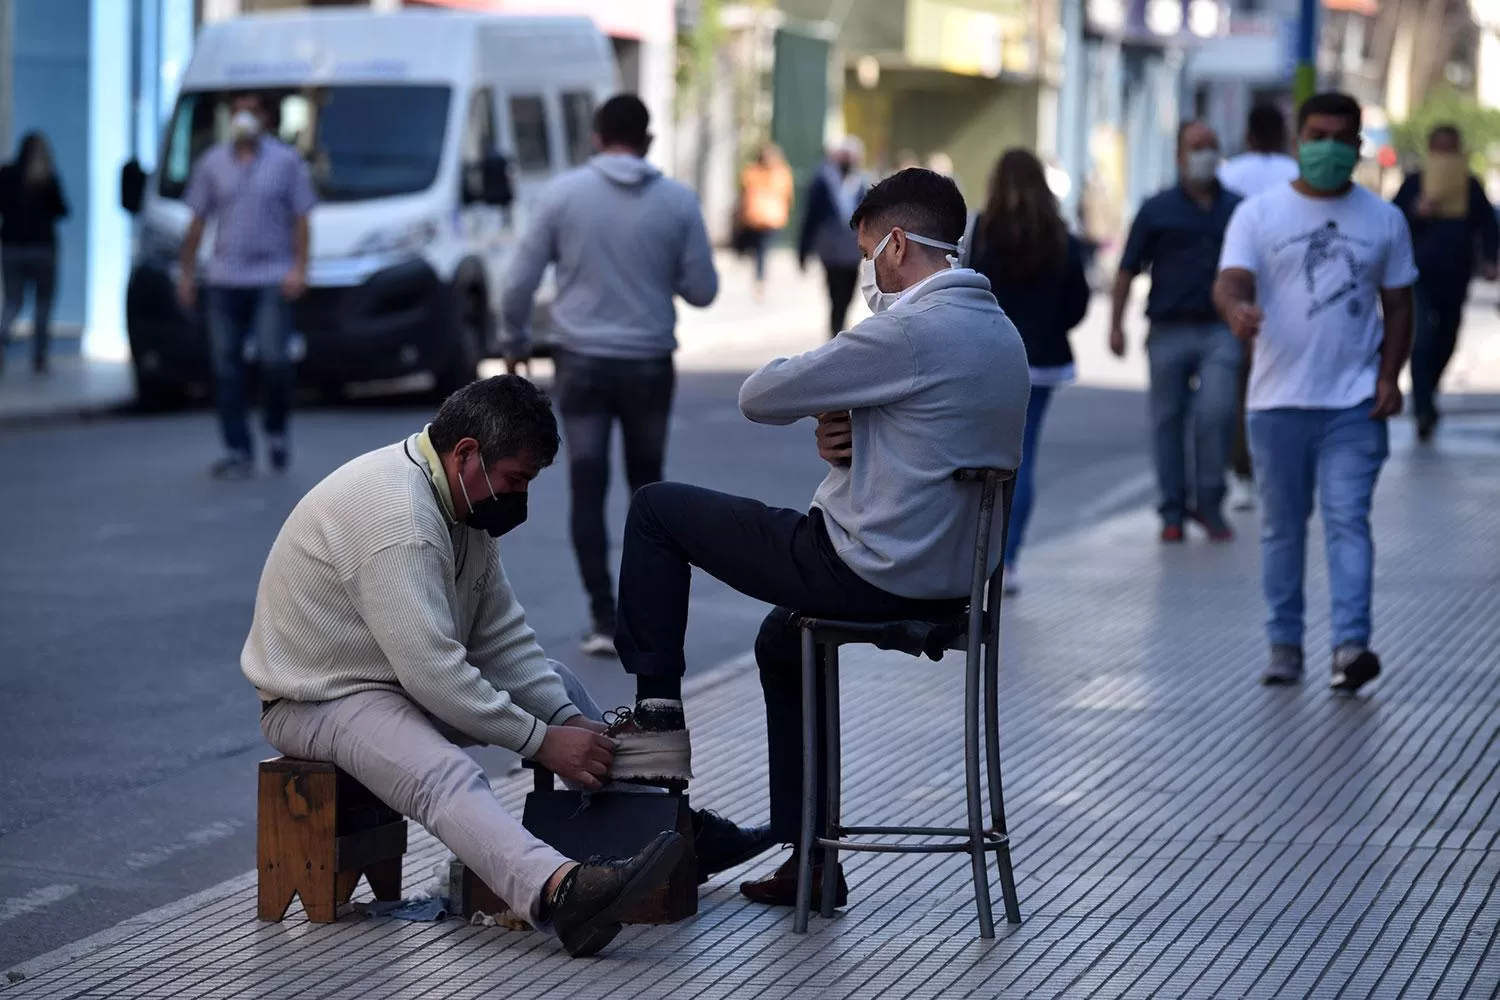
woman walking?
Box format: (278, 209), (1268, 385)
(737, 143), (794, 300)
(0, 132), (69, 374)
(968, 149), (1091, 591)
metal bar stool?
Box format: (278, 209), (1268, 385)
(791, 467), (1021, 938)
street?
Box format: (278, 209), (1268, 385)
(0, 309), (1153, 968)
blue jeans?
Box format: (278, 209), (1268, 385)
(205, 285), (294, 458)
(1247, 403), (1389, 651)
(1003, 384), (1054, 566)
(1147, 322), (1243, 523)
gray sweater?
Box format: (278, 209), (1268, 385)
(739, 269), (1029, 600)
(501, 153), (719, 360)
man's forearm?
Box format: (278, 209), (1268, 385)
(1379, 289), (1415, 381)
(179, 217), (205, 278)
(1109, 271), (1134, 329)
(292, 216), (310, 272)
(1213, 270), (1255, 321)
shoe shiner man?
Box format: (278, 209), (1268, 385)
(1214, 92), (1416, 693)
(602, 169), (1029, 909)
(244, 377), (766, 956)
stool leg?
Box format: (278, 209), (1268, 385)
(820, 642), (842, 919)
(984, 624), (1022, 925)
(364, 856), (403, 902)
(794, 626), (817, 934)
(965, 644), (995, 939)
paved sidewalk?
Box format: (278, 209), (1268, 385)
(6, 421), (1499, 998)
(0, 348), (133, 426)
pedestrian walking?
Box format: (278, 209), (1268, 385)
(797, 137), (869, 338)
(177, 92), (315, 479)
(1391, 124), (1500, 442)
(1110, 121), (1243, 543)
(737, 143), (794, 301)
(1214, 91), (1417, 692)
(0, 132), (69, 375)
(501, 94), (718, 658)
(1219, 105), (1301, 510)
(967, 149), (1091, 592)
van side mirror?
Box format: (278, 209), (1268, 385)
(480, 154), (514, 208)
(120, 159), (147, 215)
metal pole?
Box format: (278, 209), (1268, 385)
(1294, 0), (1320, 108)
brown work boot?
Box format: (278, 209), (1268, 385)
(604, 701), (693, 788)
(739, 855), (848, 909)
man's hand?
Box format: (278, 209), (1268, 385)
(1415, 195), (1436, 218)
(534, 725), (615, 790)
(281, 267), (308, 301)
(1108, 325), (1126, 358)
(1227, 302), (1264, 342)
(561, 714), (607, 735)
(1482, 261), (1499, 282)
(505, 358), (531, 377)
(815, 410), (852, 466)
(176, 273), (197, 312)
(1370, 377), (1403, 419)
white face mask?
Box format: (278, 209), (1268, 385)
(230, 110), (262, 142)
(859, 229), (962, 315)
(1184, 149), (1219, 183)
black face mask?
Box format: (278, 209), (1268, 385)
(457, 456), (529, 538)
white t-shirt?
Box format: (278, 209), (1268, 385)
(1218, 153), (1300, 198)
(1218, 183), (1418, 411)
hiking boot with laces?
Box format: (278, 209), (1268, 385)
(604, 702), (693, 788)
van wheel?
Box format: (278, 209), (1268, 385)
(434, 291), (483, 397)
(133, 367), (190, 412)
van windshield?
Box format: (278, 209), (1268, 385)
(158, 85), (452, 203)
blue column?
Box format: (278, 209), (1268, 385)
(1294, 0), (1319, 105)
(1057, 0), (1088, 221)
(86, 0), (131, 358)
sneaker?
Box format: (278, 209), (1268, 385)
(693, 810), (775, 884)
(1160, 523), (1185, 544)
(604, 701), (693, 787)
(1229, 477), (1256, 511)
(210, 453), (254, 480)
(580, 630), (617, 658)
(1002, 565), (1020, 596)
(1188, 508), (1235, 542)
(1262, 644), (1305, 686)
(1330, 644), (1382, 694)
(740, 855), (849, 909)
(268, 436), (290, 472)
(548, 830), (685, 957)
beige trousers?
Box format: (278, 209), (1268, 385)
(260, 661), (601, 925)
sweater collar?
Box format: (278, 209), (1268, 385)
(412, 426), (458, 524)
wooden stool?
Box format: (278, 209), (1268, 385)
(256, 757), (408, 923)
(448, 763), (697, 925)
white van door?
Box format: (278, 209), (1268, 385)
(459, 86), (507, 339)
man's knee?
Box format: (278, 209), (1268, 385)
(755, 609), (802, 683)
(627, 481), (695, 531)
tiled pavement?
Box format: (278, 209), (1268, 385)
(5, 423), (1500, 998)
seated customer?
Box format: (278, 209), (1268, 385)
(604, 169), (1030, 906)
(243, 377), (765, 957)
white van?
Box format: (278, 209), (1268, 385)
(121, 8), (618, 406)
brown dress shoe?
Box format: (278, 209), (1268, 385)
(739, 856), (849, 908)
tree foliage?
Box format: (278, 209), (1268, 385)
(1391, 85), (1500, 170)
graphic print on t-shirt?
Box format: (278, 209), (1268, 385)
(1272, 220), (1375, 320)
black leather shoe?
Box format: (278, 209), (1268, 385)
(740, 856), (848, 909)
(550, 830), (684, 957)
(693, 810), (775, 884)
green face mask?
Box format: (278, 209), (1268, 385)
(1298, 139), (1359, 192)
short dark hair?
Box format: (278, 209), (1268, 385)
(1429, 123), (1462, 146)
(429, 375), (560, 466)
(1246, 104), (1287, 150)
(848, 168), (967, 249)
(1297, 91), (1362, 132)
(593, 94), (650, 151)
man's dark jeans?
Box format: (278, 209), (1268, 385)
(552, 348), (676, 632)
(1411, 281), (1467, 424)
(615, 482), (963, 849)
(205, 285), (293, 458)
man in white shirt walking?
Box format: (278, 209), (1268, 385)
(1214, 92), (1417, 693)
(1218, 105), (1301, 511)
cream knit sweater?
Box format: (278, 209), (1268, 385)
(241, 431), (579, 758)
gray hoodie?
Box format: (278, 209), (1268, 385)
(738, 268), (1029, 600)
(501, 153), (718, 360)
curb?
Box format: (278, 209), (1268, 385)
(0, 397), (136, 430)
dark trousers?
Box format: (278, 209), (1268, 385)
(0, 245), (58, 369)
(205, 285), (293, 457)
(553, 349), (676, 631)
(615, 482), (962, 847)
(746, 228), (773, 283)
(1411, 281), (1466, 423)
(823, 264), (859, 339)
